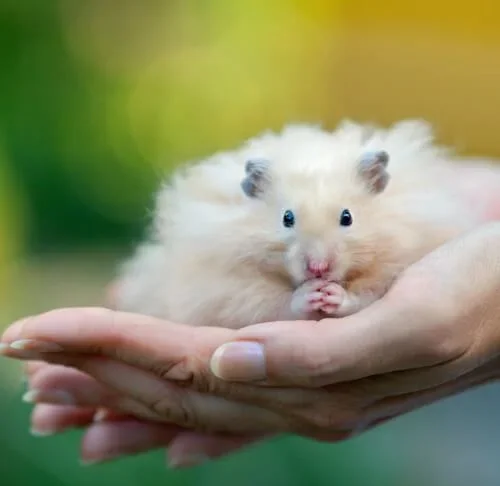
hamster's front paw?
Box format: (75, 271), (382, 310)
(320, 283), (365, 317)
(315, 282), (348, 315)
(290, 278), (331, 316)
(291, 280), (358, 318)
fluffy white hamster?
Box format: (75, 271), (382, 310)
(113, 119), (482, 328)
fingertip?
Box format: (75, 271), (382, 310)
(2, 307), (114, 347)
(31, 403), (96, 433)
(80, 420), (180, 465)
(2, 317), (32, 343)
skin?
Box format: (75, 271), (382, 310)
(2, 163), (500, 469)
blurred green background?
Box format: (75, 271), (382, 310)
(1, 1), (500, 485)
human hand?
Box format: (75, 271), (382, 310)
(20, 282), (260, 468)
(3, 221), (500, 467)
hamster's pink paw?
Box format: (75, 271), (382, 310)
(290, 279), (330, 316)
(319, 282), (347, 315)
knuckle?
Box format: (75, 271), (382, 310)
(149, 386), (198, 429)
(150, 394), (190, 425)
(429, 333), (469, 362)
(148, 386), (215, 434)
(419, 322), (470, 363)
(158, 356), (214, 393)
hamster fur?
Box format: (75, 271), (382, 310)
(113, 119), (482, 328)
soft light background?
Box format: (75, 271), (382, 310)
(1, 1), (500, 485)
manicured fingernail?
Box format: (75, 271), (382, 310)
(210, 341), (266, 381)
(30, 427), (57, 437)
(168, 453), (209, 469)
(22, 389), (75, 405)
(10, 340), (64, 352)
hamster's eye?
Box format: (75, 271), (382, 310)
(339, 209), (353, 226)
(282, 209), (295, 228)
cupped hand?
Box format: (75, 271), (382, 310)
(6, 162), (500, 468)
(3, 221), (500, 467)
(20, 285), (261, 468)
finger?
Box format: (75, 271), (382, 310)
(365, 360), (500, 421)
(31, 404), (97, 435)
(208, 298), (457, 388)
(1, 307), (235, 380)
(0, 304), (445, 394)
(26, 363), (133, 427)
(25, 360), (121, 408)
(23, 351), (368, 437)
(5, 330), (347, 433)
(22, 350), (400, 440)
(80, 420), (183, 465)
(80, 421), (263, 468)
(11, 333), (410, 437)
(21, 352), (293, 435)
(326, 354), (481, 403)
(0, 309), (304, 419)
(21, 357), (161, 423)
(166, 432), (267, 468)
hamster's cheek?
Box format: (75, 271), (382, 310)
(330, 245), (353, 282)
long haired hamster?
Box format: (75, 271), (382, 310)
(113, 119), (481, 328)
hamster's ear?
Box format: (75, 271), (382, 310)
(357, 150), (390, 194)
(241, 158), (271, 198)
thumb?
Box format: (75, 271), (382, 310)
(208, 296), (454, 387)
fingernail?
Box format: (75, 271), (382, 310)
(10, 340), (64, 352)
(30, 427), (57, 437)
(210, 341), (266, 381)
(22, 389), (75, 405)
(168, 453), (209, 469)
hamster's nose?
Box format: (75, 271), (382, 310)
(305, 258), (331, 278)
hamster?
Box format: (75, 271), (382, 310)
(112, 119), (482, 329)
